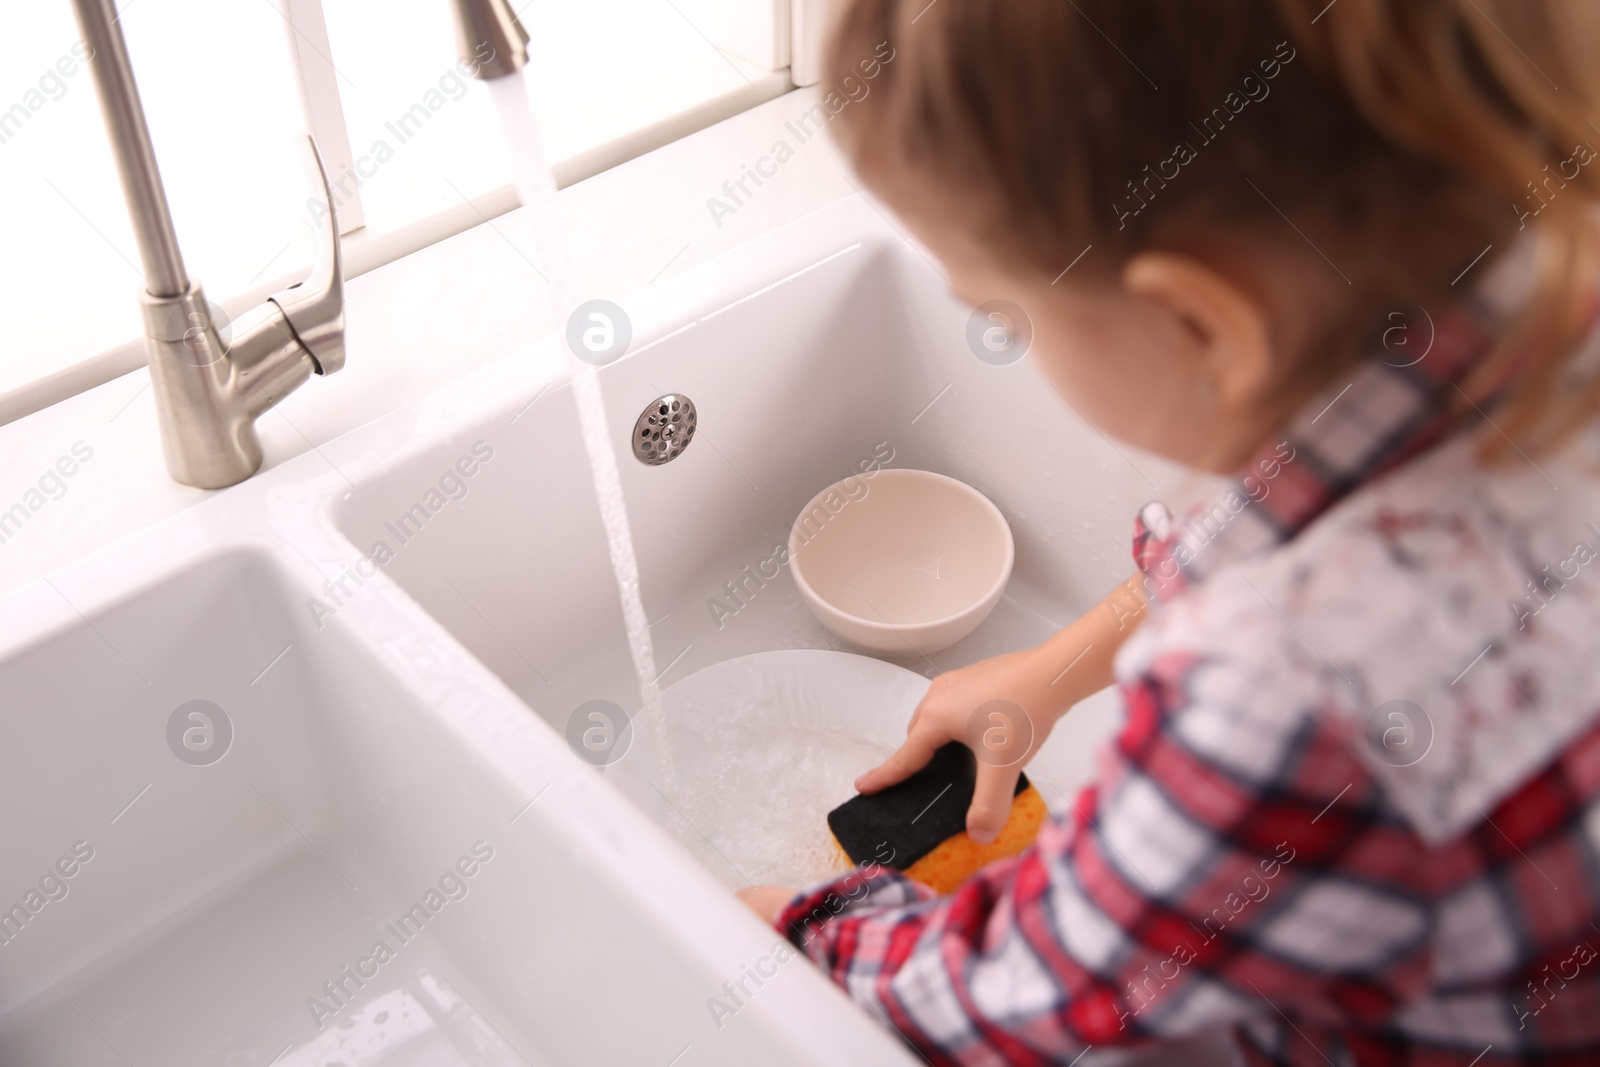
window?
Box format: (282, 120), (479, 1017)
(0, 1), (791, 418)
(0, 0), (311, 402)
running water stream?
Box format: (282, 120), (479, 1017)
(486, 72), (670, 782)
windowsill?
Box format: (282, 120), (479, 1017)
(0, 85), (860, 599)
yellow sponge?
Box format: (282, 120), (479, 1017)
(827, 743), (1048, 894)
(902, 784), (1047, 893)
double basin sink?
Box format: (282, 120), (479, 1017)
(0, 196), (1175, 1066)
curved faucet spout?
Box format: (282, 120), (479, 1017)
(450, 0), (529, 80)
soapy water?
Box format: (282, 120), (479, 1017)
(642, 713), (894, 888)
(486, 72), (671, 783)
(611, 651), (929, 889)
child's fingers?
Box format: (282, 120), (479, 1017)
(736, 884), (797, 924)
(856, 727), (943, 794)
(966, 763), (1022, 844)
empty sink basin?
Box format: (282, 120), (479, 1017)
(0, 543), (903, 1065)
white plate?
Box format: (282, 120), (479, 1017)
(608, 649), (929, 889)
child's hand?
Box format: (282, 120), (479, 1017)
(855, 646), (1066, 843)
(856, 574), (1149, 843)
(737, 884), (796, 924)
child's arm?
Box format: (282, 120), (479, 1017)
(856, 573), (1150, 842)
(761, 635), (1424, 1062)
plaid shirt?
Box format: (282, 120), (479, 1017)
(777, 292), (1600, 1066)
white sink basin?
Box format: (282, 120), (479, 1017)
(0, 195), (1188, 1065)
(0, 542), (897, 1065)
(328, 198), (1183, 820)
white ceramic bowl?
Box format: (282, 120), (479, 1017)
(789, 468), (1014, 655)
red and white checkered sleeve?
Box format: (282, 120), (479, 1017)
(776, 633), (1430, 1066)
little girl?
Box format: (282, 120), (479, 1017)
(736, 2), (1600, 1064)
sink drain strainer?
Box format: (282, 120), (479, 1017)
(633, 394), (696, 465)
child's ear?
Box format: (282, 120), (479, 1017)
(1120, 252), (1273, 414)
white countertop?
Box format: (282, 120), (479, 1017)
(0, 87), (862, 599)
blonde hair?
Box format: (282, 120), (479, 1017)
(826, 0), (1600, 455)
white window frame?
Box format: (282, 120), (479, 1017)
(279, 0), (365, 234)
(0, 0), (793, 426)
(789, 0), (834, 87)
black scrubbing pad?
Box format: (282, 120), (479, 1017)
(828, 742), (1030, 870)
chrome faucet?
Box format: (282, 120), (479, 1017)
(450, 0), (530, 79)
(72, 0), (344, 489)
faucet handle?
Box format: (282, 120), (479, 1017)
(270, 134), (345, 375)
